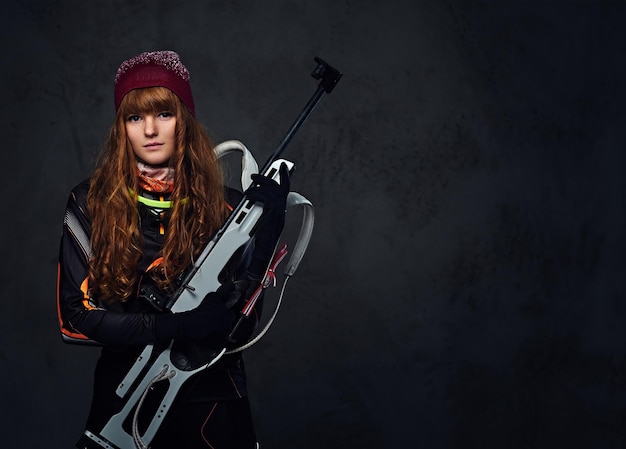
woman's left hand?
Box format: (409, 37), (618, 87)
(244, 163), (291, 277)
(245, 162), (290, 216)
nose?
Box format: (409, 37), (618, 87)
(144, 116), (158, 137)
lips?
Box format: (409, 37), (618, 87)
(144, 142), (163, 149)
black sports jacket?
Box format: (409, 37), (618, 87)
(57, 179), (257, 430)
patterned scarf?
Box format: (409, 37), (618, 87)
(137, 161), (175, 193)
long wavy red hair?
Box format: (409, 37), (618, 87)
(87, 86), (229, 303)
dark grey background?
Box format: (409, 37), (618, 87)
(1, 1), (625, 448)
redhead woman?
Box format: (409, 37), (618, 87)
(57, 51), (287, 449)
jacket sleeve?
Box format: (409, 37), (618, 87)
(222, 187), (266, 345)
(56, 180), (160, 347)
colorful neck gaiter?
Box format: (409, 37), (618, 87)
(137, 161), (175, 193)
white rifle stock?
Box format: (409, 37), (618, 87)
(77, 57), (341, 449)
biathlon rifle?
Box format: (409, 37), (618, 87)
(78, 57), (342, 449)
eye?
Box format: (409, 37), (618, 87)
(126, 115), (141, 122)
(158, 111), (173, 119)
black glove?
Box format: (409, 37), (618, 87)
(244, 163), (290, 277)
(154, 291), (234, 342)
(217, 278), (253, 309)
(216, 277), (264, 347)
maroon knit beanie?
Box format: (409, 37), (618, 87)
(114, 50), (195, 116)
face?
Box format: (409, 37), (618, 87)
(125, 111), (177, 166)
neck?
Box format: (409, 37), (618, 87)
(137, 161), (175, 193)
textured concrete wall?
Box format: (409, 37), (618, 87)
(1, 1), (625, 448)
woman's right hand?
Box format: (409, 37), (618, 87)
(154, 291), (234, 342)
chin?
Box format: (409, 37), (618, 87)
(137, 155), (171, 166)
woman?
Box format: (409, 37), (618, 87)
(57, 50), (288, 449)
